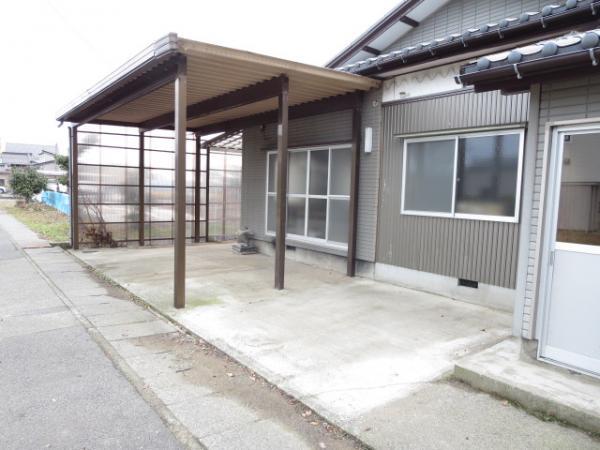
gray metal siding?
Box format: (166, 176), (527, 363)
(377, 89), (529, 289)
(522, 75), (600, 337)
(384, 0), (546, 53)
(357, 89), (383, 262)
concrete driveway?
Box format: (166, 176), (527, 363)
(75, 243), (512, 443)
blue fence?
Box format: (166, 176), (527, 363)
(41, 191), (70, 216)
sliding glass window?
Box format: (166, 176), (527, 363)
(402, 130), (524, 222)
(266, 145), (351, 247)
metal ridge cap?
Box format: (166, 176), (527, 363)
(56, 33), (181, 122)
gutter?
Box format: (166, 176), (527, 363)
(457, 47), (600, 91)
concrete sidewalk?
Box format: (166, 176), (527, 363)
(74, 243), (600, 449)
(0, 210), (362, 450)
(0, 213), (182, 450)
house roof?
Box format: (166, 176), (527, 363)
(5, 142), (57, 156)
(0, 153), (31, 166)
(1, 143), (58, 166)
(57, 34), (379, 133)
(336, 0), (600, 77)
(459, 28), (600, 92)
(325, 0), (430, 68)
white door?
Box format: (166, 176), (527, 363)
(539, 127), (600, 378)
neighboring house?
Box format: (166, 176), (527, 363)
(0, 142), (66, 190)
(241, 0), (600, 378)
(56, 0), (600, 379)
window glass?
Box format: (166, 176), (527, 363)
(404, 140), (455, 213)
(308, 198), (327, 239)
(266, 195), (276, 233)
(328, 199), (349, 243)
(287, 197), (306, 235)
(267, 153), (277, 193)
(455, 134), (520, 217)
(556, 133), (600, 246)
(288, 152), (307, 194)
(330, 148), (352, 195)
(309, 150), (329, 195)
(266, 147), (351, 245)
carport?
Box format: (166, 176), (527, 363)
(57, 33), (379, 308)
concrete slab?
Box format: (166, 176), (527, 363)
(455, 338), (600, 435)
(347, 379), (600, 449)
(86, 309), (158, 327)
(97, 320), (178, 341)
(76, 300), (143, 316)
(75, 244), (514, 447)
(200, 418), (312, 450)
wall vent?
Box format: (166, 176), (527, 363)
(458, 278), (479, 289)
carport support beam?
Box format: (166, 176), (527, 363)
(139, 131), (145, 246)
(274, 76), (289, 290)
(174, 58), (187, 309)
(70, 125), (79, 250)
(347, 106), (361, 277)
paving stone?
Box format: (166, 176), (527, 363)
(168, 394), (259, 438)
(98, 320), (177, 341)
(201, 418), (312, 450)
(87, 309), (157, 327)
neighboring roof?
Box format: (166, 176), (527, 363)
(459, 29), (600, 92)
(1, 143), (58, 166)
(57, 34), (379, 133)
(5, 142), (57, 156)
(0, 153), (31, 166)
(325, 0), (431, 68)
(337, 0), (600, 77)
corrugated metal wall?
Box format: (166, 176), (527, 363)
(377, 89), (529, 289)
(384, 0), (546, 53)
(522, 75), (600, 337)
(357, 89), (382, 262)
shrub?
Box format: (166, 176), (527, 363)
(10, 168), (47, 203)
(55, 154), (69, 187)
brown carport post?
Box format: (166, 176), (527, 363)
(173, 57), (187, 309)
(194, 133), (201, 243)
(274, 76), (289, 290)
(347, 104), (362, 277)
(70, 125), (79, 250)
(138, 131), (145, 246)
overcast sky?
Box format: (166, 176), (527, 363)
(0, 0), (397, 152)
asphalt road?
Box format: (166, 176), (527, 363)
(0, 224), (182, 449)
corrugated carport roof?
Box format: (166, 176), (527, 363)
(57, 33), (379, 132)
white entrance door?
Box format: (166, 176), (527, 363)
(539, 126), (600, 377)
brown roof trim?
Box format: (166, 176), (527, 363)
(325, 0), (423, 68)
(459, 47), (600, 93)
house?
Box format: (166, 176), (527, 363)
(0, 142), (65, 190)
(57, 0), (600, 379)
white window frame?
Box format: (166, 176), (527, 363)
(265, 144), (351, 249)
(400, 128), (525, 223)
